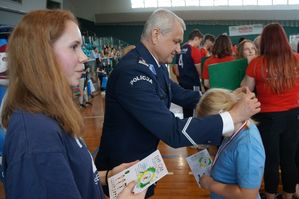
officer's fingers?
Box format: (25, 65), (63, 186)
(241, 87), (254, 97)
(233, 86), (246, 95)
(247, 97), (261, 115)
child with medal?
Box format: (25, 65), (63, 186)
(196, 88), (265, 199)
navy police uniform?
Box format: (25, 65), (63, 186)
(95, 43), (223, 197)
(176, 43), (201, 118)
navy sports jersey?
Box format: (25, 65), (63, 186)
(176, 43), (201, 88)
(95, 42), (223, 197)
(3, 111), (104, 199)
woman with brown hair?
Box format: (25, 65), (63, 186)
(2, 9), (145, 199)
(242, 23), (299, 199)
(202, 34), (235, 88)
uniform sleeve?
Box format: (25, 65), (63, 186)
(170, 80), (200, 108)
(235, 134), (265, 189)
(191, 47), (202, 64)
(114, 65), (223, 148)
(4, 152), (82, 199)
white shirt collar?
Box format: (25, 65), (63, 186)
(148, 51), (161, 68)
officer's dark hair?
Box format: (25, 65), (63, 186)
(203, 34), (215, 44)
(188, 29), (203, 41)
(211, 34), (232, 58)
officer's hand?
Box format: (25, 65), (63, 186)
(117, 181), (147, 199)
(110, 160), (139, 177)
(229, 87), (260, 124)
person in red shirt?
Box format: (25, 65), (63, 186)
(202, 34), (235, 88)
(241, 23), (299, 199)
(199, 34), (215, 58)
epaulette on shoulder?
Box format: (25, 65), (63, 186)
(138, 57), (149, 67)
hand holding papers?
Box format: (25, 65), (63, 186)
(108, 150), (168, 199)
(186, 149), (212, 187)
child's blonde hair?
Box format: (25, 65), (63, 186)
(196, 88), (239, 117)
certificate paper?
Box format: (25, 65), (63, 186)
(186, 149), (212, 187)
(108, 150), (168, 199)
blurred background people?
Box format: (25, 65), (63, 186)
(175, 29), (203, 117)
(237, 39), (258, 63)
(202, 34), (235, 88)
(200, 34), (215, 58)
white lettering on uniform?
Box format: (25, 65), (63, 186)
(130, 75), (153, 85)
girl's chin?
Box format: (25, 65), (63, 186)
(70, 80), (80, 87)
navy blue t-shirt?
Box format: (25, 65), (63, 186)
(3, 111), (105, 199)
(176, 43), (200, 88)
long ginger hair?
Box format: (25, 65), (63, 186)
(2, 10), (84, 136)
(260, 23), (299, 94)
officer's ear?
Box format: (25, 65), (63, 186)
(151, 27), (161, 45)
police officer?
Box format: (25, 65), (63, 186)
(95, 8), (260, 198)
(175, 29), (203, 118)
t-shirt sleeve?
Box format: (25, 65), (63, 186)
(202, 59), (210, 79)
(199, 48), (207, 58)
(246, 58), (258, 78)
(191, 47), (202, 64)
(5, 153), (82, 199)
(235, 139), (265, 189)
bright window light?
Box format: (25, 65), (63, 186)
(131, 0), (295, 8)
(172, 0), (185, 7)
(288, 0), (299, 4)
(214, 0), (228, 6)
(273, 0), (287, 4)
(145, 0), (157, 7)
(243, 0), (257, 5)
(158, 0), (171, 7)
(258, 0), (272, 5)
(131, 0), (144, 8)
(186, 0), (199, 6)
(200, 0), (213, 6)
(229, 0), (242, 6)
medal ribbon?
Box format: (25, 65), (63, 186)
(212, 120), (248, 168)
